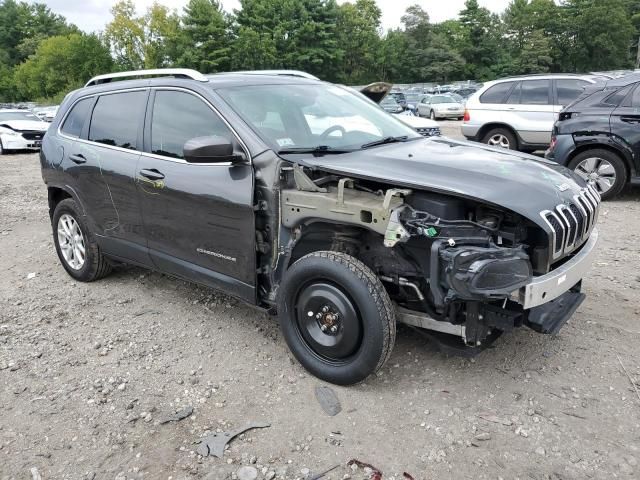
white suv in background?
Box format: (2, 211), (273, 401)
(461, 74), (605, 152)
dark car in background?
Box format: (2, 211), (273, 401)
(546, 73), (640, 199)
(380, 95), (404, 113)
(389, 91), (407, 109)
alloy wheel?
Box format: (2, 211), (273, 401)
(574, 157), (616, 195)
(57, 213), (86, 270)
(487, 134), (511, 149)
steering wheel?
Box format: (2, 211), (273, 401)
(319, 125), (347, 141)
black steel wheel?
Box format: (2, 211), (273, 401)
(277, 251), (395, 385)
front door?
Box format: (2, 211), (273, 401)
(137, 89), (256, 302)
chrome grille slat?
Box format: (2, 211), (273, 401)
(540, 186), (600, 261)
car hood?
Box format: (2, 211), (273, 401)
(393, 114), (438, 128)
(0, 120), (49, 131)
(300, 137), (587, 229)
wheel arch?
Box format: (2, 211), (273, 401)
(566, 142), (633, 180)
(47, 185), (84, 219)
(477, 123), (520, 148)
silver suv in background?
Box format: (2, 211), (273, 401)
(461, 74), (605, 152)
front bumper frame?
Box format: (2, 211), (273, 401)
(517, 228), (598, 309)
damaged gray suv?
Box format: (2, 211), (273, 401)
(41, 69), (600, 385)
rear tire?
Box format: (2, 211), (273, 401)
(277, 251), (396, 385)
(568, 149), (627, 200)
(52, 198), (112, 281)
(482, 127), (517, 150)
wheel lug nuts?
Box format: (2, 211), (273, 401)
(330, 325), (338, 333)
(322, 306), (329, 313)
(320, 325), (328, 332)
(316, 313), (322, 319)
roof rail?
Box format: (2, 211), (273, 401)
(85, 68), (208, 87)
(217, 70), (320, 80)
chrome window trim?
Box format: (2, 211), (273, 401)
(56, 86), (251, 167)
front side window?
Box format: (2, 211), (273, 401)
(61, 98), (92, 138)
(519, 80), (551, 105)
(556, 79), (589, 106)
(218, 83), (419, 151)
(151, 90), (233, 159)
(89, 91), (147, 149)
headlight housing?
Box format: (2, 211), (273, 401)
(441, 245), (532, 300)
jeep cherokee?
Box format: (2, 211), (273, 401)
(41, 69), (600, 385)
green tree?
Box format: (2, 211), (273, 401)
(13, 33), (113, 101)
(503, 0), (553, 74)
(458, 0), (507, 80)
(104, 0), (180, 70)
(562, 0), (634, 71)
(335, 0), (380, 84)
(177, 0), (232, 72)
(233, 0), (341, 79)
(0, 0), (76, 66)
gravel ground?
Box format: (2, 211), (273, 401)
(1, 144), (640, 480)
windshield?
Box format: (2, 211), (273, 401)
(430, 95), (457, 104)
(218, 83), (420, 152)
(0, 111), (40, 121)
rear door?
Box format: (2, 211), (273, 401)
(553, 78), (591, 114)
(610, 82), (640, 174)
(80, 89), (150, 264)
(137, 88), (255, 302)
(505, 79), (555, 146)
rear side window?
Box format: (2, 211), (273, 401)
(89, 91), (147, 150)
(479, 81), (515, 103)
(556, 79), (589, 106)
(519, 80), (550, 105)
(60, 98), (92, 138)
(605, 83), (635, 107)
(151, 90), (233, 159)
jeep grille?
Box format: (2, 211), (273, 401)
(540, 185), (600, 260)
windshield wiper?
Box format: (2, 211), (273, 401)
(361, 136), (409, 149)
(277, 145), (353, 155)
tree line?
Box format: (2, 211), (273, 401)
(0, 0), (639, 103)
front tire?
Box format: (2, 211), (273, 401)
(429, 110), (436, 120)
(568, 149), (627, 200)
(277, 251), (396, 385)
(52, 198), (112, 281)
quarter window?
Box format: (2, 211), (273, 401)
(61, 98), (92, 138)
(519, 80), (550, 105)
(605, 83), (635, 107)
(151, 90), (232, 159)
(89, 91), (146, 149)
(556, 79), (588, 106)
(479, 82), (516, 104)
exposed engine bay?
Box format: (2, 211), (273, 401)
(268, 163), (586, 352)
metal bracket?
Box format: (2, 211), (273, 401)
(292, 164), (327, 192)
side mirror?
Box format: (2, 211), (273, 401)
(183, 136), (242, 164)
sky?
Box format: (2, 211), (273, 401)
(37, 0), (513, 33)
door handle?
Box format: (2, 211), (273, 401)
(620, 116), (640, 124)
(69, 153), (86, 164)
(139, 168), (165, 180)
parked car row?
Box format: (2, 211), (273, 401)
(461, 72), (638, 199)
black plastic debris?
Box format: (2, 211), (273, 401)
(159, 406), (194, 424)
(196, 422), (270, 458)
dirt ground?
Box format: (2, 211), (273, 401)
(1, 144), (639, 480)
